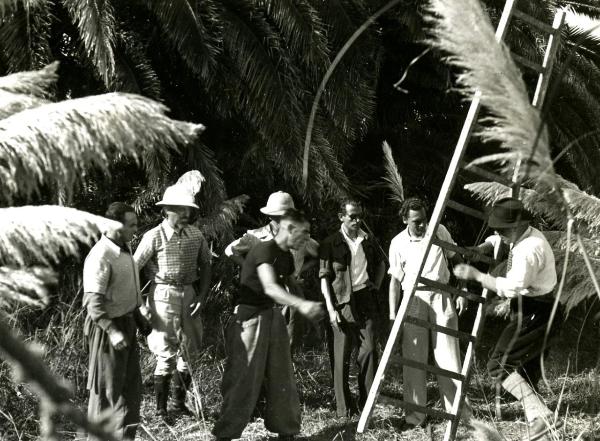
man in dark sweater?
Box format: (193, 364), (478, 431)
(213, 209), (324, 441)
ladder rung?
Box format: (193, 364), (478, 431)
(511, 52), (545, 73)
(396, 400), (456, 421)
(432, 237), (495, 265)
(513, 8), (556, 35)
(396, 356), (465, 381)
(447, 200), (486, 220)
(404, 316), (477, 343)
(462, 163), (513, 187)
(418, 277), (485, 304)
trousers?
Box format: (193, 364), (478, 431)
(329, 288), (377, 417)
(86, 315), (141, 441)
(401, 290), (467, 425)
(147, 283), (203, 375)
(213, 305), (301, 439)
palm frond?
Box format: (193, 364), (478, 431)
(113, 33), (161, 100)
(63, 0), (116, 87)
(197, 195), (249, 244)
(0, 90), (204, 202)
(144, 0), (218, 79)
(0, 205), (120, 266)
(0, 90), (49, 119)
(0, 0), (52, 72)
(0, 266), (56, 308)
(425, 0), (556, 189)
(256, 0), (330, 75)
(382, 141), (404, 204)
(0, 60), (56, 97)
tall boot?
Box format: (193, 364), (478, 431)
(154, 374), (170, 419)
(173, 370), (193, 416)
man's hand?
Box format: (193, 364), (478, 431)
(453, 264), (482, 282)
(328, 308), (341, 331)
(297, 300), (325, 322)
(107, 326), (127, 350)
(455, 295), (467, 316)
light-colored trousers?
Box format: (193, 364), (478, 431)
(401, 290), (467, 425)
(147, 284), (203, 376)
(213, 305), (301, 439)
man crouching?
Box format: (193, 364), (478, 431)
(213, 209), (324, 441)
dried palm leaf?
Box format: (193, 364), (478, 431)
(0, 205), (120, 267)
(0, 91), (204, 203)
(382, 141), (404, 204)
(0, 266), (56, 308)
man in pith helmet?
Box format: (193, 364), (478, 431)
(134, 184), (212, 420)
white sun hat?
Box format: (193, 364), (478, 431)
(260, 191), (295, 216)
(156, 184), (199, 209)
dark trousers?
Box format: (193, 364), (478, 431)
(487, 295), (562, 388)
(86, 315), (142, 441)
(213, 305), (301, 439)
(329, 289), (378, 417)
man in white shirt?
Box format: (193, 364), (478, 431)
(454, 197), (561, 440)
(388, 197), (469, 429)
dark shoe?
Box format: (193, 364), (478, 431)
(173, 370), (193, 416)
(524, 417), (562, 441)
(154, 374), (170, 419)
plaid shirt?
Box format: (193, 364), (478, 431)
(134, 220), (211, 285)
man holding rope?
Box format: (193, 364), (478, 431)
(454, 197), (561, 440)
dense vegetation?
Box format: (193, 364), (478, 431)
(2, 0), (600, 439)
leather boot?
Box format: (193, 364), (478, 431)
(154, 375), (170, 419)
(173, 370), (193, 416)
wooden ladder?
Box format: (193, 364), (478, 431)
(356, 2), (565, 440)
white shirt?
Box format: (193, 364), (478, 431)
(340, 225), (369, 290)
(388, 224), (455, 293)
(487, 227), (556, 298)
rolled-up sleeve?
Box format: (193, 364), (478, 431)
(387, 238), (405, 282)
(318, 241), (332, 280)
(494, 246), (542, 298)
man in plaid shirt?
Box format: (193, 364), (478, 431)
(134, 184), (212, 420)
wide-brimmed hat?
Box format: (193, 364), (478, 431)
(156, 184), (199, 209)
(487, 197), (531, 229)
(260, 191), (295, 216)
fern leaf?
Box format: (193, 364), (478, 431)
(197, 195), (249, 243)
(382, 141), (404, 204)
(0, 205), (120, 266)
(0, 89), (204, 202)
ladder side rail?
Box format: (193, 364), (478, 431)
(357, 2), (518, 433)
(531, 9), (566, 109)
(443, 288), (492, 441)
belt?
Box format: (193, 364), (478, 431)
(155, 281), (193, 287)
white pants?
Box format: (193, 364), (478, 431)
(147, 284), (203, 376)
(401, 290), (468, 425)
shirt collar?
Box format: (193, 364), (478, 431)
(161, 219), (187, 240)
(340, 224), (367, 243)
(100, 235), (130, 257)
(402, 227), (424, 242)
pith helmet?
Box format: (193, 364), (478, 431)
(156, 185), (199, 209)
(260, 191), (295, 216)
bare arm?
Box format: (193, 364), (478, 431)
(388, 277), (402, 320)
(320, 277), (340, 330)
(258, 264), (323, 321)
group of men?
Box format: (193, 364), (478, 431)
(83, 185), (561, 441)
